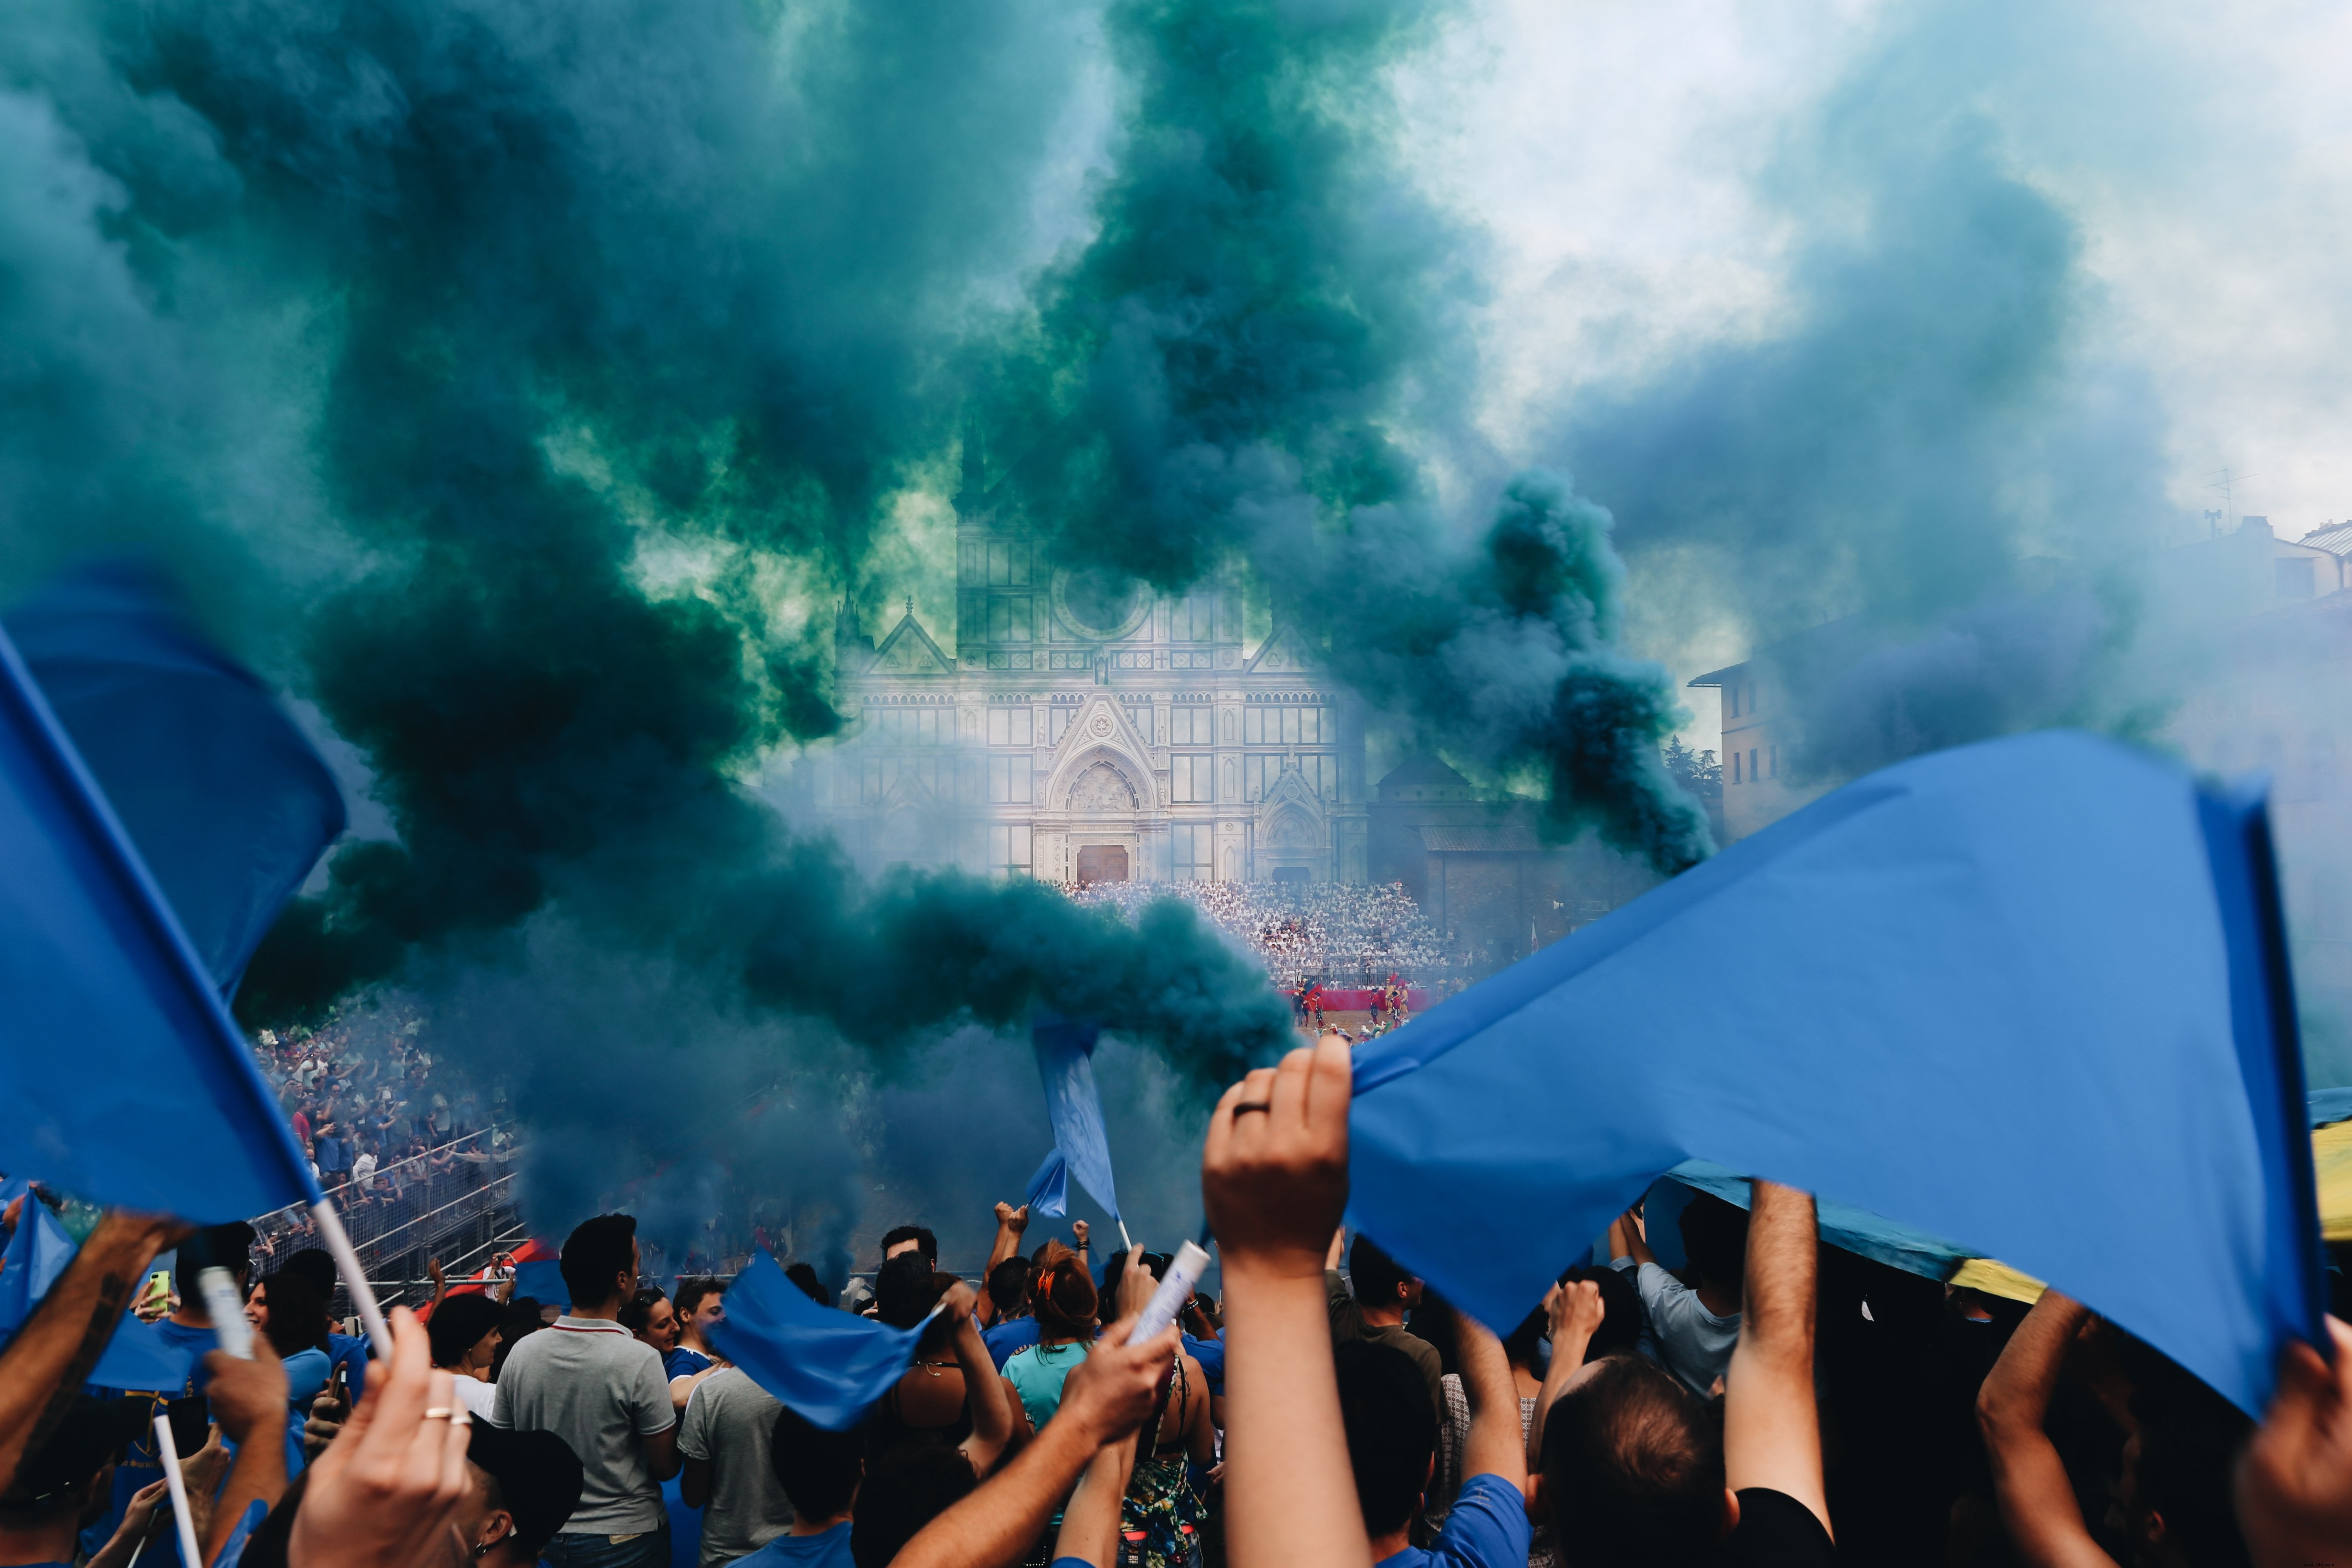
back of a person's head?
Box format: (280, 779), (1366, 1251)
(1677, 1194), (1750, 1290)
(879, 1224), (938, 1265)
(785, 1262), (832, 1305)
(188, 1221), (258, 1286)
(1032, 1255), (1099, 1337)
(1333, 1339), (1438, 1537)
(1542, 1355), (1725, 1568)
(986, 1257), (1030, 1318)
(617, 1286), (667, 1337)
(770, 1405), (865, 1521)
(1349, 1233), (1412, 1306)
(874, 1253), (946, 1330)
(1561, 1265), (1646, 1362)
(260, 1269), (330, 1359)
(559, 1213), (637, 1309)
(2135, 1410), (2255, 1568)
(429, 1292), (506, 1369)
(850, 1443), (974, 1568)
(281, 1247), (337, 1302)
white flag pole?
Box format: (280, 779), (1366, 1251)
(310, 1197), (393, 1361)
(151, 1413), (204, 1568)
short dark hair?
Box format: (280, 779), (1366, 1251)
(184, 1222), (258, 1288)
(873, 1254), (946, 1331)
(1560, 1265), (1645, 1363)
(1348, 1233), (1414, 1306)
(879, 1225), (937, 1265)
(617, 1286), (668, 1336)
(466, 1426), (585, 1557)
(1678, 1193), (1750, 1288)
(785, 1262), (831, 1305)
(429, 1293), (506, 1369)
(771, 1405), (865, 1520)
(850, 1444), (975, 1568)
(1333, 1340), (1438, 1536)
(1540, 1355), (1724, 1567)
(986, 1258), (1030, 1318)
(281, 1247), (337, 1302)
(672, 1278), (724, 1321)
(559, 1214), (638, 1309)
(2136, 1412), (2254, 1568)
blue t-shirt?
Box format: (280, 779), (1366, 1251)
(737, 1521), (854, 1568)
(665, 1345), (714, 1381)
(1375, 1473), (1530, 1568)
(1181, 1332), (1224, 1394)
(326, 1331), (370, 1402)
(983, 1316), (1041, 1370)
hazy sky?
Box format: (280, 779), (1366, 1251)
(1382, 0), (2352, 738)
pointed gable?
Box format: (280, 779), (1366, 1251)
(1246, 623), (1312, 673)
(871, 609), (953, 676)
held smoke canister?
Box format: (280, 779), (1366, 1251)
(1130, 1240), (1210, 1342)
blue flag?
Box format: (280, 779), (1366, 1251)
(1348, 732), (2320, 1417)
(1023, 1148), (1069, 1219)
(512, 1259), (568, 1307)
(0, 1194), (77, 1331)
(6, 564), (345, 996)
(707, 1252), (926, 1430)
(0, 619), (322, 1222)
(1032, 1016), (1119, 1221)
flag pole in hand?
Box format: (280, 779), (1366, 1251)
(151, 1413), (203, 1568)
(311, 1198), (393, 1361)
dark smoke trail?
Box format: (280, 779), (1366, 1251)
(983, 0), (1712, 872)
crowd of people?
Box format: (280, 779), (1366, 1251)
(10, 1037), (2352, 1568)
(1066, 881), (1449, 994)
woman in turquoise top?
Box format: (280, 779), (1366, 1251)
(246, 1270), (333, 1477)
(1001, 1254), (1098, 1430)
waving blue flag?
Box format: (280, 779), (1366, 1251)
(1023, 1148), (1070, 1219)
(0, 619), (322, 1222)
(1032, 1016), (1119, 1221)
(6, 564), (346, 996)
(707, 1252), (926, 1430)
(1348, 732), (2320, 1417)
(0, 1194), (77, 1331)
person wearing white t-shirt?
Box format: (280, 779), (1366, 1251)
(493, 1214), (680, 1568)
(429, 1292), (507, 1422)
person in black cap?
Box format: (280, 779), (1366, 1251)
(459, 1425), (586, 1567)
(0, 1396), (164, 1568)
(429, 1293), (508, 1423)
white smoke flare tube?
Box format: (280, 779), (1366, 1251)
(196, 1268), (252, 1358)
(311, 1198), (395, 1361)
(1130, 1240), (1210, 1344)
(151, 1412), (204, 1568)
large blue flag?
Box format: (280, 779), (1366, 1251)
(0, 619), (322, 1222)
(707, 1252), (927, 1430)
(1032, 1016), (1120, 1221)
(0, 1197), (204, 1390)
(1023, 1148), (1070, 1219)
(1348, 732), (2320, 1417)
(6, 565), (345, 996)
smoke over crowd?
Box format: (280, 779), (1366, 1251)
(1, 0), (2341, 1255)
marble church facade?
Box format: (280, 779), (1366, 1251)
(819, 514), (1368, 885)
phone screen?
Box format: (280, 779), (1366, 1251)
(165, 1395), (208, 1458)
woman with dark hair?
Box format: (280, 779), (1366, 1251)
(866, 1254), (1031, 1460)
(1001, 1252), (1099, 1432)
(247, 1269), (334, 1476)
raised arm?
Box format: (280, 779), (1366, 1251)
(1975, 1289), (2116, 1568)
(1203, 1036), (1373, 1568)
(0, 1210), (181, 1495)
(1615, 1207), (1659, 1269)
(1453, 1305), (1530, 1498)
(894, 1312), (1174, 1568)
(1525, 1279), (1605, 1475)
(943, 1281), (1015, 1475)
(1051, 1433), (1142, 1568)
(988, 1203), (1031, 1276)
(200, 1336), (292, 1565)
(2240, 1315), (2352, 1568)
(1724, 1182), (1831, 1538)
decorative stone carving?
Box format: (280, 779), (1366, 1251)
(1069, 762), (1139, 812)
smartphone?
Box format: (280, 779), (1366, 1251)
(165, 1395), (208, 1458)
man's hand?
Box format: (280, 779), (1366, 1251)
(204, 1338), (291, 1446)
(1057, 1316), (1182, 1450)
(1548, 1279), (1605, 1348)
(290, 1307), (475, 1568)
(306, 1377), (352, 1461)
(938, 1280), (980, 1324)
(995, 1201), (1031, 1236)
(1116, 1254), (1157, 1320)
(1072, 1219), (1090, 1252)
(1202, 1037), (1352, 1283)
(2239, 1315), (2352, 1568)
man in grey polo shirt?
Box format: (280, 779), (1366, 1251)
(678, 1366), (795, 1565)
(494, 1213), (680, 1568)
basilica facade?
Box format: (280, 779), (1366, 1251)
(818, 513), (1368, 885)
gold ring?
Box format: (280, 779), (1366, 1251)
(423, 1407), (453, 1419)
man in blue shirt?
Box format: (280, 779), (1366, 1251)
(735, 1407), (862, 1568)
(980, 1259), (1040, 1371)
(1336, 1300), (1529, 1568)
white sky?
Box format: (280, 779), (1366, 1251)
(1388, 0), (2352, 746)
